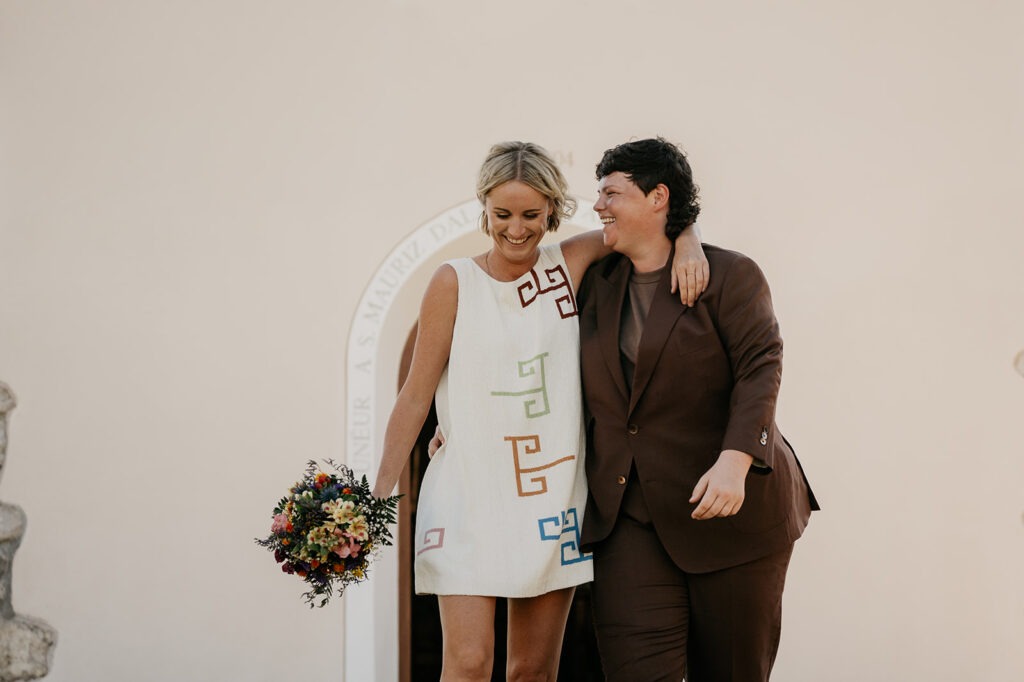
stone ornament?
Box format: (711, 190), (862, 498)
(0, 382), (57, 681)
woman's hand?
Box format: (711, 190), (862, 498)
(689, 449), (753, 519)
(670, 224), (709, 307)
(427, 425), (445, 458)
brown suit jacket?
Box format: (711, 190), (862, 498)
(578, 244), (818, 574)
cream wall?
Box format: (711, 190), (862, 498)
(1, 1), (1022, 681)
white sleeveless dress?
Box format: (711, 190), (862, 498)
(414, 243), (593, 597)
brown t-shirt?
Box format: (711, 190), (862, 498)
(619, 264), (667, 390)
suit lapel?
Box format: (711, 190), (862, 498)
(628, 261), (687, 416)
(596, 257), (632, 401)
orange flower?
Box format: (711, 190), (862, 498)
(311, 560), (320, 569)
(333, 564), (344, 572)
(297, 570), (306, 577)
(281, 539), (290, 545)
(342, 488), (352, 494)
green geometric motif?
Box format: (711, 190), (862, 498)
(490, 352), (550, 418)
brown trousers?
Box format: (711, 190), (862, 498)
(591, 509), (794, 682)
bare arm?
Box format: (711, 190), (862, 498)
(560, 223), (708, 305)
(371, 265), (458, 498)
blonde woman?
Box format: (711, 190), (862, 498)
(372, 141), (707, 681)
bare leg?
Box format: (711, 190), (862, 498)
(438, 595), (497, 682)
(506, 586), (576, 682)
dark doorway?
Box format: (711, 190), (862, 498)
(397, 324), (604, 681)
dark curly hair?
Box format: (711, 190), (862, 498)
(595, 137), (700, 240)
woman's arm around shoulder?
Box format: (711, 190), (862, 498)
(560, 224), (709, 306)
(559, 231), (608, 291)
(370, 264), (458, 497)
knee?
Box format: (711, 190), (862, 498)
(506, 657), (556, 682)
(443, 643), (493, 680)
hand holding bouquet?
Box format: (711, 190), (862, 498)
(256, 460), (401, 607)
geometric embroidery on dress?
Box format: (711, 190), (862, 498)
(537, 507), (592, 565)
(516, 264), (578, 319)
(417, 527), (445, 556)
(503, 435), (576, 497)
(489, 352), (550, 418)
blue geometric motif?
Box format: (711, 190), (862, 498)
(537, 507), (593, 565)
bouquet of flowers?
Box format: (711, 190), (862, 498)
(256, 460), (400, 607)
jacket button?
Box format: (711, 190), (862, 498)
(616, 475), (627, 485)
(627, 424), (639, 435)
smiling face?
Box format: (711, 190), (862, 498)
(594, 171), (665, 255)
(484, 180), (552, 268)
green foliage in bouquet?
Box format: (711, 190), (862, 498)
(256, 460), (401, 607)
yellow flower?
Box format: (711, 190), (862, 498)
(346, 515), (369, 543)
(307, 524), (341, 550)
(322, 500), (356, 526)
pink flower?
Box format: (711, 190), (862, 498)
(271, 513), (290, 533)
(332, 530), (361, 558)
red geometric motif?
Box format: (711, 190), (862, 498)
(516, 264), (578, 319)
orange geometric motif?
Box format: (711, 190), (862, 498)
(517, 265), (578, 319)
(503, 435), (576, 497)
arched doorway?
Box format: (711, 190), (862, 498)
(344, 199), (604, 681)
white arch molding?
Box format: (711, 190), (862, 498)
(343, 198), (601, 681)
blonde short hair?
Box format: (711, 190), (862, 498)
(476, 141), (577, 234)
